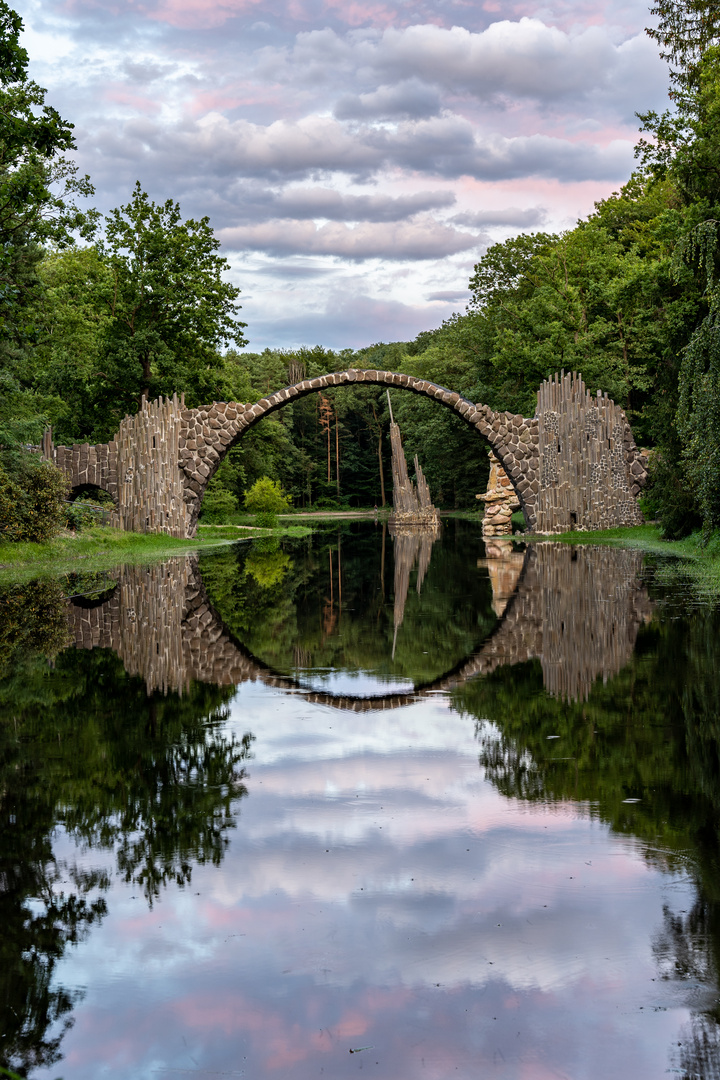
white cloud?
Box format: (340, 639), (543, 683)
(21, 1), (670, 350)
(451, 206), (546, 227)
(85, 110), (635, 191)
(225, 185), (456, 223)
(219, 218), (482, 258)
(257, 19), (666, 114)
(334, 78), (442, 119)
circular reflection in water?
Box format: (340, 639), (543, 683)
(198, 519), (501, 692)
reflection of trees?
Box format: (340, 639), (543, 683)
(655, 901), (720, 1080)
(672, 1014), (720, 1080)
(199, 521), (497, 686)
(245, 536), (293, 589)
(454, 603), (720, 1079)
(0, 636), (253, 1075)
(0, 579), (69, 679)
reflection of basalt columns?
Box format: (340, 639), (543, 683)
(477, 539), (526, 617)
(441, 544), (653, 702)
(67, 545), (652, 706)
(69, 559), (192, 694)
(387, 392), (441, 527)
(536, 544), (653, 701)
(390, 525), (441, 656)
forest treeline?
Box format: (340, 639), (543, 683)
(2, 0), (720, 534)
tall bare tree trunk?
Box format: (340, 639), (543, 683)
(335, 406), (340, 495)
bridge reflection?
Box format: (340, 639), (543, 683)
(67, 543), (653, 707)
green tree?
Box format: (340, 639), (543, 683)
(0, 1), (97, 448)
(244, 475), (291, 528)
(96, 182), (247, 428)
(636, 12), (720, 536)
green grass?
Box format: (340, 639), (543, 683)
(197, 523), (312, 540)
(0, 526), (243, 584)
(0, 521), (316, 584)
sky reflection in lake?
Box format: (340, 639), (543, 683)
(3, 523), (718, 1080)
(44, 683), (695, 1080)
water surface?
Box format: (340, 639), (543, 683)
(2, 520), (720, 1079)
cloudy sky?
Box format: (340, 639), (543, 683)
(19, 0), (670, 351)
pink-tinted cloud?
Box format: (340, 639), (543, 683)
(220, 218), (483, 259)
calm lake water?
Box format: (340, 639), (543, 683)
(2, 520), (720, 1080)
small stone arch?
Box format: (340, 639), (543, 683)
(178, 369), (539, 534)
(69, 482), (118, 505)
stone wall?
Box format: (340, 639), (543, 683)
(535, 372), (647, 532)
(477, 451), (520, 536)
(46, 395), (189, 537)
(48, 367), (648, 538)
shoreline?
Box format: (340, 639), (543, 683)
(2, 520), (719, 594)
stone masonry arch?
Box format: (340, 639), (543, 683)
(44, 370), (648, 536)
(178, 369), (537, 534)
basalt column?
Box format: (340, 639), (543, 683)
(477, 451), (520, 536)
(387, 391), (441, 528)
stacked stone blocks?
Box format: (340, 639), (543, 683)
(47, 368), (647, 538)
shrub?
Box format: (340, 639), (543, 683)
(200, 488), (239, 524)
(243, 476), (291, 530)
(0, 453), (70, 542)
(65, 499), (111, 532)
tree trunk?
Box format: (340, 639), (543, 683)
(141, 356), (152, 404)
(335, 406), (340, 496)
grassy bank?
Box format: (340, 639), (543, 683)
(0, 523), (312, 584)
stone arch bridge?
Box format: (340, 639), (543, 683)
(67, 543), (652, 708)
(44, 368), (647, 536)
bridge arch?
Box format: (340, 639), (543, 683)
(177, 369), (540, 534)
(45, 369), (647, 538)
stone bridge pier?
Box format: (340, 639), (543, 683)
(46, 369), (648, 537)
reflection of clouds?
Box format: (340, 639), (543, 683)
(47, 683), (698, 1079)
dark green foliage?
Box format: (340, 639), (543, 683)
(199, 487), (239, 524)
(0, 452), (69, 542)
(678, 312), (720, 538)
